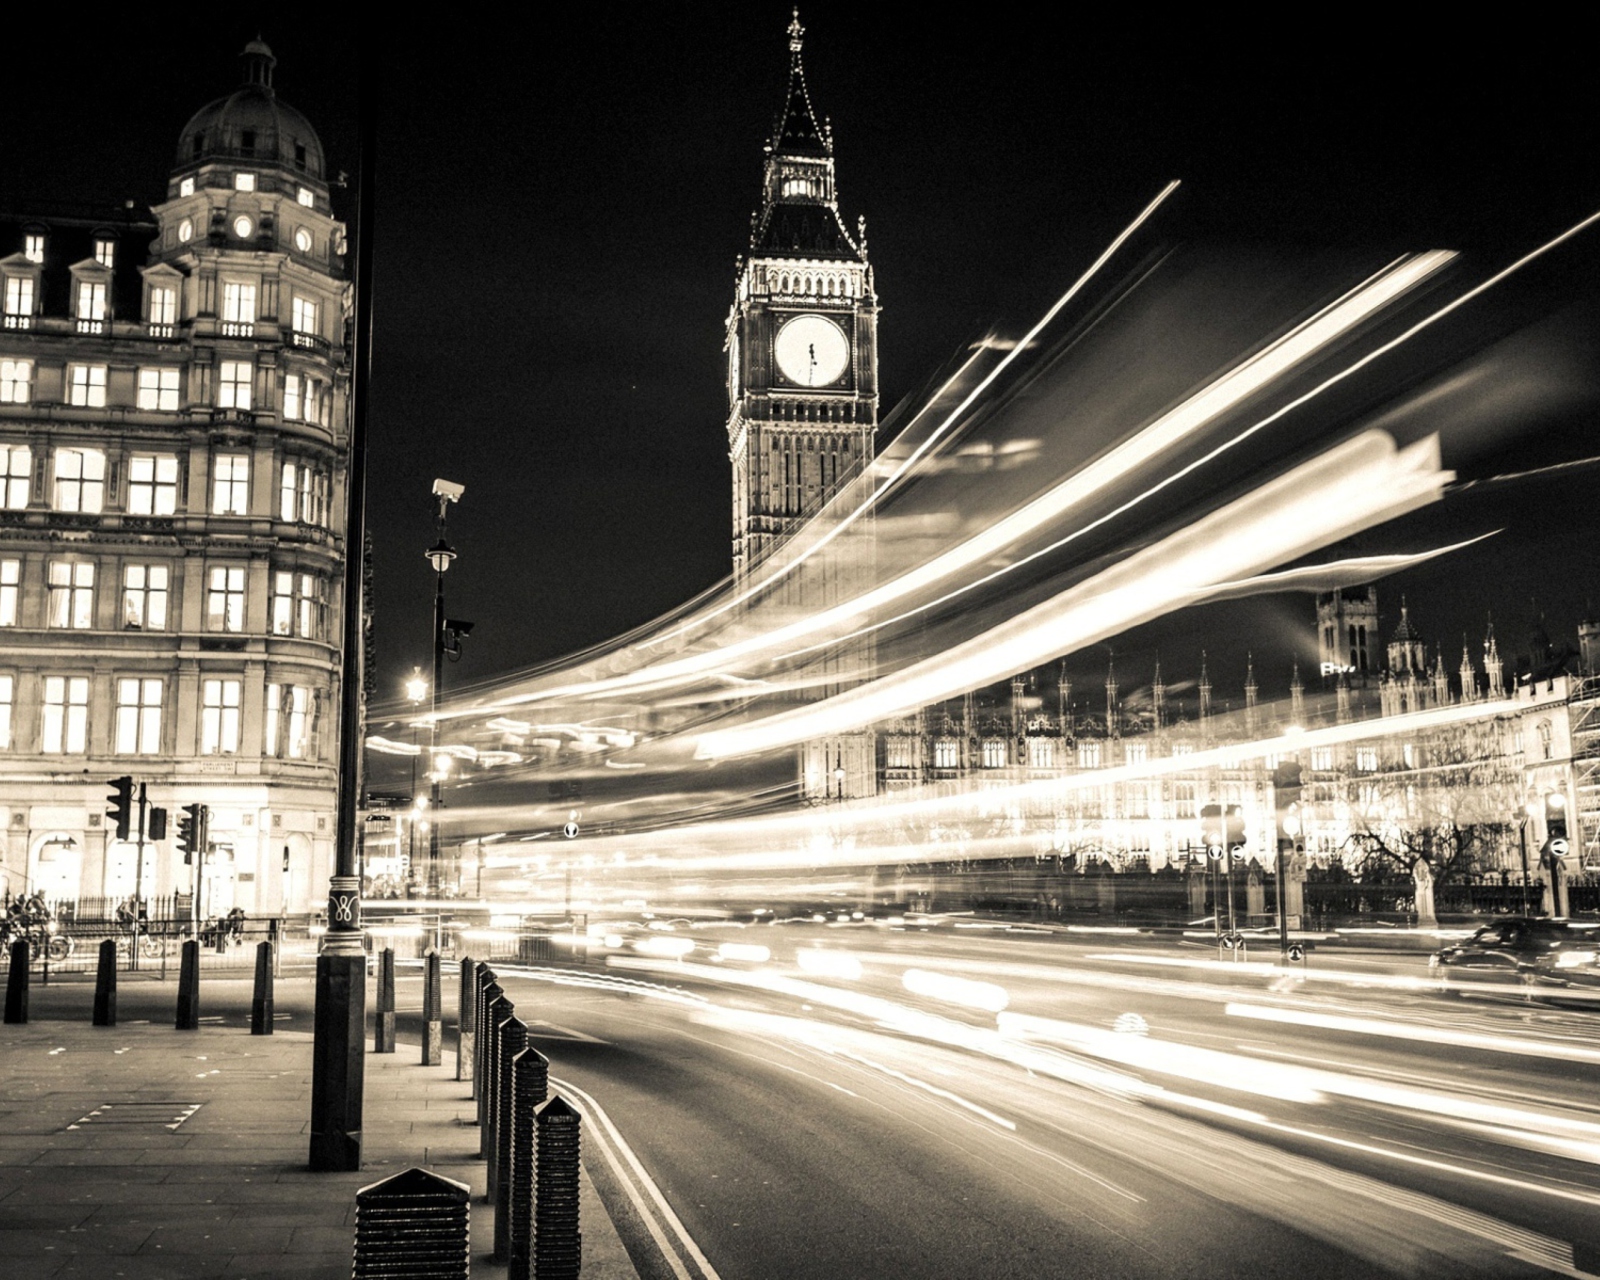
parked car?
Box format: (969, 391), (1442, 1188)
(1430, 918), (1600, 995)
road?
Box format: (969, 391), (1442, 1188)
(30, 927), (1600, 1278)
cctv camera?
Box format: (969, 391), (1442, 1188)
(432, 478), (465, 501)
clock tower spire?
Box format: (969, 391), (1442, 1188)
(727, 8), (878, 582)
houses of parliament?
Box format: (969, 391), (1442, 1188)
(726, 12), (1600, 882)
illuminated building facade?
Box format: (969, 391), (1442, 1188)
(0, 42), (350, 915)
(726, 12), (878, 801)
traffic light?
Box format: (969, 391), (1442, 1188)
(1225, 805), (1246, 857)
(1545, 791), (1568, 846)
(177, 803), (203, 865)
(106, 776), (134, 841)
(1201, 803), (1224, 856)
(148, 807), (167, 842)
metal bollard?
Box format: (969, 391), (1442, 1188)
(534, 1095), (583, 1279)
(474, 966), (497, 1104)
(375, 947), (396, 1053)
(352, 1166), (470, 1279)
(493, 1016), (528, 1263)
(483, 996), (514, 1174)
(93, 939), (117, 1026)
(4, 938), (29, 1024)
(175, 939), (200, 1030)
(457, 956), (477, 1083)
(476, 982), (503, 1131)
(421, 949), (442, 1066)
(251, 940), (274, 1035)
(507, 1046), (551, 1280)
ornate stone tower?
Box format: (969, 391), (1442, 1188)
(726, 10), (878, 583)
(1316, 585), (1378, 680)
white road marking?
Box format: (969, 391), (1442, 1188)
(552, 1074), (722, 1280)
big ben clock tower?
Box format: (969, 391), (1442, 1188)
(726, 10), (879, 800)
(727, 9), (878, 584)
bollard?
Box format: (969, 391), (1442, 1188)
(476, 981), (503, 1131)
(421, 949), (442, 1066)
(93, 938), (117, 1026)
(483, 996), (514, 1172)
(375, 947), (396, 1053)
(4, 938), (29, 1024)
(251, 940), (274, 1035)
(352, 1166), (470, 1279)
(175, 939), (200, 1030)
(457, 956), (477, 1084)
(493, 1016), (528, 1263)
(534, 1095), (583, 1279)
(474, 966), (497, 1104)
(507, 1046), (551, 1280)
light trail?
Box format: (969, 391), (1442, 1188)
(694, 431), (1450, 759)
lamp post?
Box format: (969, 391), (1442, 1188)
(1515, 805), (1532, 916)
(405, 670), (427, 890)
(426, 480), (463, 897)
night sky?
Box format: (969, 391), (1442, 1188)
(5, 13), (1597, 721)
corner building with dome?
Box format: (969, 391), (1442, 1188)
(0, 41), (350, 917)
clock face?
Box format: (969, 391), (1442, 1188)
(774, 314), (849, 387)
(294, 227), (312, 253)
(177, 218), (193, 243)
(233, 215), (254, 239)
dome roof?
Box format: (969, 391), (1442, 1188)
(174, 41), (325, 183)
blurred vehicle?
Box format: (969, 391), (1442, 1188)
(1430, 918), (1600, 995)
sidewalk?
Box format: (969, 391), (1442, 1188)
(0, 977), (640, 1279)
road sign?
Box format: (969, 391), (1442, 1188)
(1230, 843), (1248, 861)
(1287, 943), (1305, 962)
(562, 821), (579, 839)
(1550, 837), (1570, 857)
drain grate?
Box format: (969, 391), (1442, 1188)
(66, 1102), (201, 1131)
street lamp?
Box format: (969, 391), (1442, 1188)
(427, 479), (463, 897)
(405, 670), (428, 891)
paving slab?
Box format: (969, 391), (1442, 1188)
(2, 988), (640, 1279)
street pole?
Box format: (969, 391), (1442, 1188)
(1517, 814), (1532, 916)
(310, 50), (378, 1174)
(133, 783), (147, 972)
(430, 546), (445, 898)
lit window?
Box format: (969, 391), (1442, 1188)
(115, 677), (163, 755)
(292, 295), (317, 335)
(284, 374), (301, 421)
(296, 573), (324, 639)
(179, 177), (195, 198)
(94, 239), (115, 268)
(206, 565), (246, 632)
(201, 678), (241, 755)
(0, 361), (31, 404)
(177, 219), (193, 244)
(67, 364), (108, 408)
(148, 285), (177, 330)
(23, 234), (44, 264)
(41, 675), (89, 753)
(234, 172), (256, 192)
(0, 560), (17, 626)
(136, 368), (180, 412)
(982, 740), (1006, 768)
(297, 187), (314, 208)
(1174, 781), (1197, 819)
(0, 444), (30, 507)
(885, 738), (913, 770)
(211, 453), (249, 514)
(1028, 737), (1055, 768)
(1077, 742), (1102, 769)
(4, 276), (34, 324)
(1310, 747), (1334, 772)
(271, 570), (293, 636)
(0, 674), (12, 749)
(1124, 742), (1148, 765)
(75, 280), (106, 321)
(217, 362), (253, 411)
(47, 561), (95, 628)
(1128, 783), (1149, 819)
(279, 461), (326, 524)
(122, 565), (169, 630)
(127, 454), (179, 514)
(933, 740), (960, 769)
(222, 281), (256, 334)
(264, 683), (311, 756)
(1355, 747), (1378, 772)
(53, 448), (106, 513)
